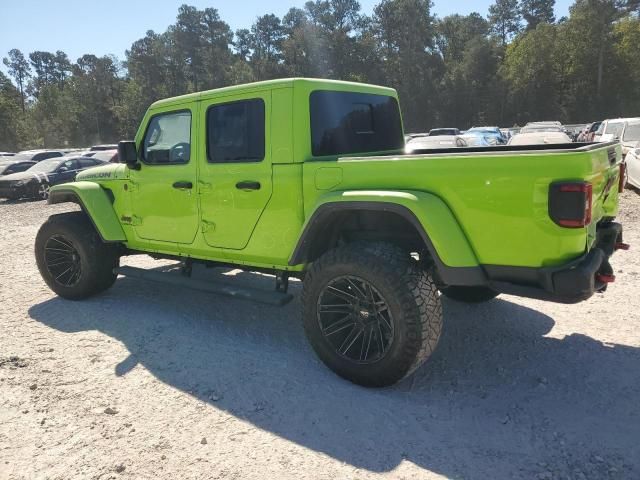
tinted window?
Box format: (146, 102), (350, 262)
(79, 158), (99, 168)
(143, 111), (192, 164)
(33, 151), (62, 161)
(310, 91), (404, 157)
(207, 99), (265, 163)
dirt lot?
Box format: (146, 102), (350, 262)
(1, 192), (639, 480)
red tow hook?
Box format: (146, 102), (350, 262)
(615, 242), (630, 251)
(596, 273), (616, 284)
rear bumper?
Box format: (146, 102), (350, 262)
(486, 222), (624, 304)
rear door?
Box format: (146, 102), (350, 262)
(129, 108), (200, 244)
(197, 92), (273, 249)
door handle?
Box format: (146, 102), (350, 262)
(235, 181), (261, 191)
(173, 181), (193, 189)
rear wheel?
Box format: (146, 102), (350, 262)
(302, 242), (442, 387)
(35, 212), (120, 300)
(440, 285), (498, 303)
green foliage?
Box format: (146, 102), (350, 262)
(521, 0), (556, 30)
(1, 0), (640, 151)
(488, 0), (522, 44)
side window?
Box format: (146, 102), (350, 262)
(60, 159), (77, 171)
(207, 99), (265, 163)
(4, 165), (17, 174)
(143, 111), (192, 165)
(309, 91), (404, 157)
(79, 158), (97, 168)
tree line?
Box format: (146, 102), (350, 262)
(1, 0), (639, 151)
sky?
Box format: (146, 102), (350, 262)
(0, 0), (574, 66)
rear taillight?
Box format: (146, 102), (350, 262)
(548, 182), (593, 228)
(619, 163), (626, 193)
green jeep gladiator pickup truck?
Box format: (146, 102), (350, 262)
(34, 78), (626, 387)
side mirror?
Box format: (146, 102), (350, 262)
(118, 141), (139, 168)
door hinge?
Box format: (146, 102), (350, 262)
(198, 180), (212, 194)
(121, 214), (143, 226)
(201, 220), (215, 233)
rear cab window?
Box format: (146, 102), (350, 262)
(309, 91), (404, 158)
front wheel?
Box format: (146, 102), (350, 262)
(302, 242), (443, 387)
(35, 212), (120, 300)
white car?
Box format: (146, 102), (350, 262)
(405, 135), (468, 153)
(594, 118), (640, 143)
(619, 119), (640, 158)
(508, 132), (572, 146)
(626, 146), (640, 189)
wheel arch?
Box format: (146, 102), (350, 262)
(48, 182), (126, 243)
(289, 191), (487, 286)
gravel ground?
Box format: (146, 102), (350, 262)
(1, 192), (639, 480)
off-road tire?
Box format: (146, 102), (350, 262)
(35, 212), (119, 300)
(440, 285), (498, 303)
(302, 242), (443, 387)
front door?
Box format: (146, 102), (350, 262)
(130, 108), (199, 244)
(198, 93), (273, 250)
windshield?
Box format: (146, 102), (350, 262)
(26, 159), (62, 173)
(623, 123), (640, 142)
(604, 122), (624, 138)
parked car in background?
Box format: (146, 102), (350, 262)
(508, 132), (573, 146)
(82, 149), (119, 163)
(465, 127), (507, 145)
(460, 134), (492, 147)
(526, 121), (562, 127)
(594, 119), (631, 142)
(577, 122), (601, 142)
(621, 119), (640, 158)
(0, 159), (37, 176)
(8, 149), (66, 163)
(0, 152), (16, 158)
(564, 124), (588, 141)
(404, 133), (428, 143)
(0, 156), (105, 200)
(405, 135), (468, 153)
(89, 144), (118, 151)
(626, 144), (640, 189)
(520, 125), (565, 134)
(428, 128), (460, 136)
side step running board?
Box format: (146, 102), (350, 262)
(114, 266), (294, 307)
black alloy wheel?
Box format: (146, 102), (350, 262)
(43, 234), (83, 287)
(317, 275), (394, 364)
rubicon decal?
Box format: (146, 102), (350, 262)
(82, 172), (112, 179)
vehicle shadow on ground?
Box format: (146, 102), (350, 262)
(0, 197), (42, 205)
(29, 266), (640, 478)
